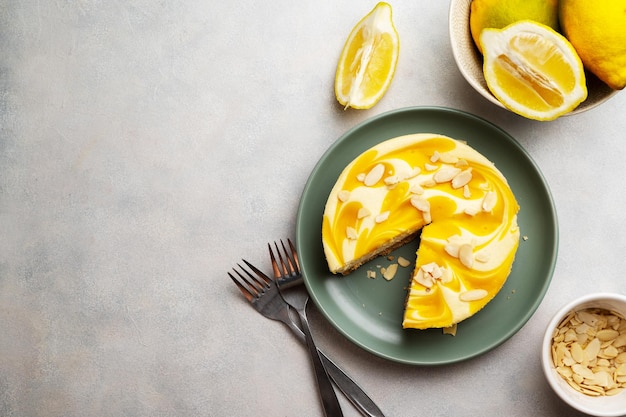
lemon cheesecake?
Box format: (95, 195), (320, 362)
(322, 133), (520, 329)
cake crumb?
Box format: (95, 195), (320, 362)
(523, 235), (528, 241)
(367, 270), (377, 279)
(443, 324), (457, 336)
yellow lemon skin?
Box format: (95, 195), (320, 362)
(470, 0), (559, 53)
(560, 0), (626, 90)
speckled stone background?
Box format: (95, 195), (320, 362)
(2, 1), (625, 416)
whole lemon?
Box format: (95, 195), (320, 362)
(559, 0), (626, 90)
(470, 0), (559, 53)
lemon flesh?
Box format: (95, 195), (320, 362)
(334, 2), (399, 109)
(470, 0), (559, 53)
(560, 0), (626, 90)
(481, 21), (587, 121)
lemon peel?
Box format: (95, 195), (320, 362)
(559, 0), (626, 90)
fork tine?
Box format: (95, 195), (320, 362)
(269, 238), (302, 281)
(286, 238), (300, 274)
(237, 261), (267, 290)
(241, 259), (272, 286)
(278, 240), (297, 276)
(233, 265), (265, 295)
(228, 271), (256, 302)
(268, 242), (282, 279)
(270, 240), (296, 279)
(230, 261), (270, 301)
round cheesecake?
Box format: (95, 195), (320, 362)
(322, 133), (520, 329)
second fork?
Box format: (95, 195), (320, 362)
(267, 239), (384, 417)
(230, 243), (385, 417)
(269, 242), (343, 417)
(269, 240), (386, 417)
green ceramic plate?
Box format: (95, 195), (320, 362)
(296, 107), (558, 365)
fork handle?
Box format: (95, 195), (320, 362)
(320, 352), (384, 417)
(297, 310), (344, 417)
(282, 311), (385, 417)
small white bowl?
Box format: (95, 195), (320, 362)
(448, 0), (618, 117)
(541, 293), (626, 416)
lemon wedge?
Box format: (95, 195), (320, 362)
(480, 20), (587, 121)
(334, 2), (399, 110)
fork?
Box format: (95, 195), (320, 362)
(269, 240), (385, 417)
(230, 257), (385, 417)
(268, 242), (343, 417)
(229, 260), (343, 417)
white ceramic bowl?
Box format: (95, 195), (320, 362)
(541, 293), (626, 416)
(448, 0), (618, 117)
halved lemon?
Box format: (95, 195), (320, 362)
(334, 2), (399, 110)
(480, 20), (587, 121)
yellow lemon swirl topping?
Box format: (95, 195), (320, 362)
(322, 133), (520, 329)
